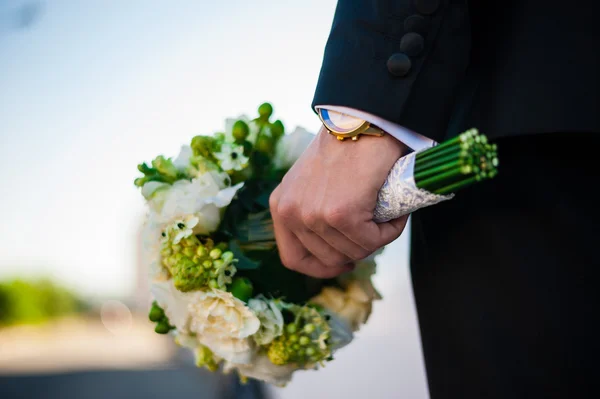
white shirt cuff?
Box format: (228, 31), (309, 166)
(315, 105), (436, 152)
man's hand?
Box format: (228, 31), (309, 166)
(269, 126), (409, 278)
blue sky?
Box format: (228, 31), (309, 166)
(0, 0), (410, 299)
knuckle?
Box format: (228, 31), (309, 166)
(301, 211), (320, 230)
(323, 206), (348, 228)
(268, 189), (279, 212)
(277, 200), (299, 221)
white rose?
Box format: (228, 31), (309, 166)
(273, 126), (316, 170)
(248, 297), (284, 345)
(151, 171), (243, 235)
(310, 280), (378, 332)
(223, 354), (298, 387)
(151, 281), (260, 364)
(189, 289), (260, 364)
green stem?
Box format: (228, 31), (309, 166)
(417, 165), (471, 190)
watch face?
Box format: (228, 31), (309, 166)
(319, 108), (365, 134)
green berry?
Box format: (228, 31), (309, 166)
(258, 103), (273, 120)
(213, 259), (224, 269)
(271, 120), (284, 138)
(232, 120), (250, 142)
(196, 246), (208, 257)
(202, 260), (213, 269)
(255, 136), (273, 153)
(303, 323), (316, 334)
(209, 248), (222, 260)
(148, 305), (164, 322)
(299, 336), (310, 346)
(155, 322), (171, 334)
(286, 324), (297, 334)
(305, 347), (316, 356)
(208, 279), (218, 289)
(183, 247), (195, 257)
(288, 334), (299, 343)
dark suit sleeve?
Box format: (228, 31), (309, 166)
(312, 0), (471, 142)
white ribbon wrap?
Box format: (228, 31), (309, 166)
(373, 152), (454, 223)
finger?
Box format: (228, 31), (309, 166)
(374, 215), (409, 246)
(305, 222), (371, 261)
(289, 253), (353, 279)
(270, 189), (311, 271)
(294, 228), (353, 268)
(334, 210), (409, 252)
(272, 210), (310, 271)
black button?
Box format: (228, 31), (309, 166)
(387, 53), (412, 77)
(400, 32), (425, 56)
(404, 14), (430, 35)
(414, 0), (440, 15)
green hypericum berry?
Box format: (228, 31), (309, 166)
(182, 247), (195, 257)
(286, 324), (297, 334)
(258, 103), (273, 120)
(305, 347), (316, 356)
(148, 304), (164, 322)
(229, 277), (253, 302)
(196, 246), (208, 257)
(155, 322), (171, 334)
(303, 323), (316, 334)
(271, 120), (284, 138)
(208, 279), (218, 289)
(299, 336), (310, 346)
(288, 334), (299, 343)
(255, 136), (274, 153)
(232, 120), (250, 142)
(209, 248), (222, 260)
(202, 260), (213, 269)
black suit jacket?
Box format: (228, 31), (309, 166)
(312, 0), (600, 142)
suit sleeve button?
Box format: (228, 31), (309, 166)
(387, 53), (412, 77)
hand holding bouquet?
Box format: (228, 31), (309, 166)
(135, 103), (497, 386)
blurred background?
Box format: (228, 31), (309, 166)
(0, 1), (429, 398)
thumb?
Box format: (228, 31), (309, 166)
(375, 215), (409, 247)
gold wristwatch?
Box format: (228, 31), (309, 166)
(317, 108), (385, 141)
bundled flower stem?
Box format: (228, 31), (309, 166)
(414, 129), (499, 195)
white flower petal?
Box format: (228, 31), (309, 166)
(141, 182), (170, 200)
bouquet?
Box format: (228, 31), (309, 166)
(135, 103), (497, 386)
